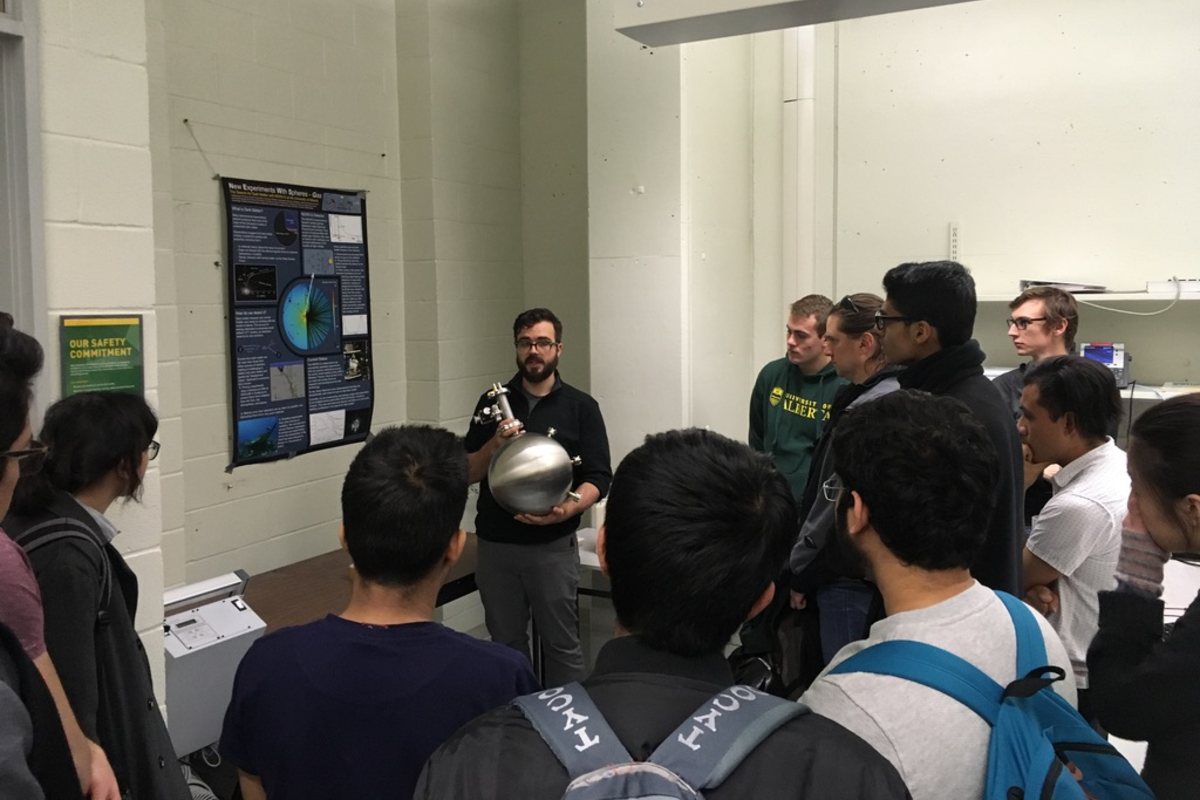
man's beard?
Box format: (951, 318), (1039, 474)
(834, 491), (871, 578)
(517, 352), (558, 384)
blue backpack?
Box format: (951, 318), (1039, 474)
(513, 683), (806, 799)
(831, 591), (1154, 800)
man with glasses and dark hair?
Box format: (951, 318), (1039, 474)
(750, 295), (846, 501)
(992, 286), (1079, 418)
(876, 261), (1023, 594)
(465, 308), (612, 685)
(0, 314), (106, 798)
(801, 390), (1075, 800)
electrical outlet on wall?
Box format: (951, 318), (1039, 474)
(949, 222), (962, 262)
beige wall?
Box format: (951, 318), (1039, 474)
(152, 0), (406, 584)
(35, 0), (164, 682)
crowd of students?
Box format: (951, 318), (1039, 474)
(1, 257), (1197, 800)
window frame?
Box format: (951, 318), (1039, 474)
(0, 0), (50, 415)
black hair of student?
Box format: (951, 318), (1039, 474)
(602, 428), (796, 657)
(1022, 355), (1120, 441)
(0, 312), (44, 450)
(512, 308), (562, 343)
(11, 391), (158, 515)
(340, 425), (469, 587)
(1128, 394), (1200, 539)
(881, 261), (977, 347)
(832, 390), (998, 570)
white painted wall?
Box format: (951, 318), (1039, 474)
(156, 0), (406, 584)
(587, 0), (688, 464)
(400, 0), (524, 435)
(35, 0), (165, 685)
(518, 0), (590, 389)
(830, 0), (1200, 300)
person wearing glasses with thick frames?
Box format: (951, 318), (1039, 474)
(877, 261), (1024, 595)
(992, 286), (1080, 534)
(992, 286), (1079, 420)
(4, 391), (189, 800)
(789, 293), (903, 665)
(464, 308), (612, 687)
(749, 295), (846, 503)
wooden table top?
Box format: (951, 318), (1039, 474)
(243, 533), (478, 633)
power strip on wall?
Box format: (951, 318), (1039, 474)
(1146, 278), (1200, 294)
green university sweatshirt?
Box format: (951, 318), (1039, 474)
(749, 359), (846, 500)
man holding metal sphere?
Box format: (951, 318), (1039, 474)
(465, 308), (612, 686)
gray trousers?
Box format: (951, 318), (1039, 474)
(475, 534), (585, 687)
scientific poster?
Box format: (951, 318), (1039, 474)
(59, 315), (144, 397)
(222, 178), (374, 467)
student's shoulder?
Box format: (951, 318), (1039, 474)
(435, 626), (536, 671)
(751, 711), (909, 793)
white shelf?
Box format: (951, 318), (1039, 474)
(979, 293), (1200, 303)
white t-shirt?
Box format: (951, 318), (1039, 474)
(1026, 438), (1127, 688)
(801, 582), (1076, 800)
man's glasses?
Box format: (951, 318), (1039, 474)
(147, 440), (161, 461)
(873, 310), (915, 331)
(821, 476), (844, 503)
(837, 295), (861, 314)
(2, 440), (48, 477)
(1006, 316), (1048, 331)
(516, 338), (558, 352)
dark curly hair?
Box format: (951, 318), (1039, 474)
(832, 390), (998, 570)
(11, 392), (157, 515)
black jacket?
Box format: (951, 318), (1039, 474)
(416, 636), (911, 799)
(897, 341), (1024, 594)
(792, 366), (904, 590)
(465, 373), (612, 545)
(4, 493), (189, 800)
(0, 621), (82, 799)
(1087, 588), (1200, 800)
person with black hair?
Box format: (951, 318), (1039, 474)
(877, 261), (1023, 593)
(221, 426), (537, 800)
(0, 316), (118, 800)
(1087, 393), (1200, 799)
(1017, 356), (1127, 721)
(3, 391), (189, 800)
(801, 390), (1074, 800)
(465, 308), (611, 686)
(417, 429), (911, 800)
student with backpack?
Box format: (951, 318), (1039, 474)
(416, 428), (910, 800)
(1087, 393), (1200, 799)
(803, 390), (1151, 800)
(3, 391), (190, 800)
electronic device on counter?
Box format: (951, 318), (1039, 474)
(163, 572), (265, 756)
(1080, 342), (1132, 389)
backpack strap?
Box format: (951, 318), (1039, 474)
(512, 683), (632, 780)
(830, 641), (1003, 726)
(993, 591), (1048, 677)
(647, 685), (808, 790)
(11, 518), (113, 620)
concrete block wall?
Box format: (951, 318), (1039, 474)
(154, 0), (406, 584)
(36, 0), (165, 686)
(400, 0), (525, 437)
(518, 0), (590, 389)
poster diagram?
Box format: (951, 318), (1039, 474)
(222, 178), (373, 467)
